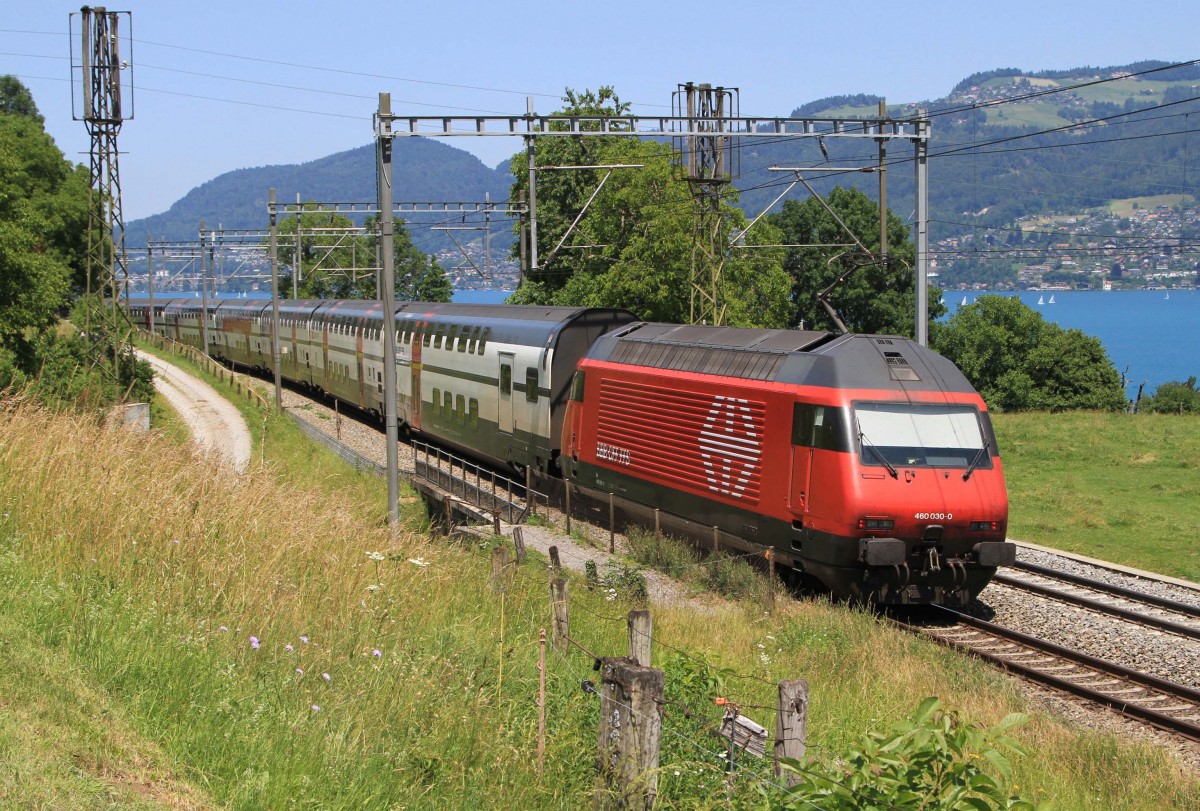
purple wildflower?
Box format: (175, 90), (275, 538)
(295, 668), (303, 675)
(311, 704), (320, 712)
(285, 643), (294, 652)
(249, 636), (260, 649)
(372, 649), (382, 657)
(299, 636), (309, 644)
(322, 672), (331, 682)
(219, 626), (228, 632)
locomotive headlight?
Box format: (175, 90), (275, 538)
(857, 517), (895, 531)
(969, 520), (1002, 532)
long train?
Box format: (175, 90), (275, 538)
(127, 296), (1013, 605)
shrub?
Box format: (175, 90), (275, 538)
(778, 697), (1044, 810)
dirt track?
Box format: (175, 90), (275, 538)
(139, 351), (251, 474)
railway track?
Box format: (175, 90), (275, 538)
(893, 606), (1200, 743)
(991, 561), (1200, 640)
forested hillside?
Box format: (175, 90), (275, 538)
(126, 60), (1200, 287)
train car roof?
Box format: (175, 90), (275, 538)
(314, 300), (387, 320)
(274, 300), (326, 317)
(214, 299), (271, 317)
(587, 323), (977, 394)
(391, 302), (638, 346)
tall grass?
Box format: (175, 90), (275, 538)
(0, 400), (1196, 809)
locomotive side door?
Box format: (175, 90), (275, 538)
(498, 353), (514, 434)
(789, 446), (813, 515)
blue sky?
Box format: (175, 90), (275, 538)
(3, 0), (1197, 220)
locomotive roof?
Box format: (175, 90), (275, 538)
(589, 323), (977, 394)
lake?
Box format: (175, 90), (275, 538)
(455, 288), (1200, 398)
(948, 290), (1199, 398)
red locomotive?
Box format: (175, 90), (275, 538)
(561, 322), (1013, 605)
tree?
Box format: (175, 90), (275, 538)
(1140, 377), (1199, 414)
(769, 186), (945, 335)
(272, 208), (449, 302)
(0, 75), (43, 123)
(507, 88), (791, 327)
(366, 214), (452, 303)
(0, 77), (151, 408)
(930, 295), (1126, 412)
(275, 207), (374, 299)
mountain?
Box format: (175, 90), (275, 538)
(734, 60), (1200, 232)
(128, 137), (514, 254)
(130, 60), (1200, 273)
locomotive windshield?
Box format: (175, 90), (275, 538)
(853, 402), (990, 470)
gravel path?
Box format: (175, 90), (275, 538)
(142, 351), (251, 474)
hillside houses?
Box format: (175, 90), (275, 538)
(935, 204), (1200, 290)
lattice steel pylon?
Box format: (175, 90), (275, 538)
(72, 6), (134, 370)
(674, 83), (738, 326)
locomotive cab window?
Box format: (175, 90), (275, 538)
(569, 371), (586, 402)
(791, 403), (850, 451)
(853, 402), (990, 470)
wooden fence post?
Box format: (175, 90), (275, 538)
(654, 508), (660, 539)
(609, 493), (616, 553)
(549, 545), (561, 577)
(774, 679), (809, 788)
(565, 483), (572, 535)
(767, 549), (776, 614)
(513, 526), (527, 564)
(627, 610), (651, 667)
(713, 525), (720, 555)
(538, 628), (547, 779)
(596, 657), (664, 811)
(491, 545), (510, 592)
(550, 577), (569, 652)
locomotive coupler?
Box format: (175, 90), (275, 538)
(927, 546), (941, 572)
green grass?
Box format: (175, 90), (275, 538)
(1106, 194), (1195, 215)
(0, 379), (1198, 807)
(995, 411), (1200, 581)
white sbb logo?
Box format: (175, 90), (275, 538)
(699, 396), (761, 498)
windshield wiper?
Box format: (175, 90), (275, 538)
(962, 440), (990, 481)
(857, 423), (898, 479)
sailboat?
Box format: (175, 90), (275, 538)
(1165, 291), (1170, 300)
(1049, 294), (1056, 304)
(1037, 295), (1045, 305)
(960, 296), (968, 306)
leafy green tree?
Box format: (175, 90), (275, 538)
(769, 186), (945, 335)
(0, 75), (43, 123)
(275, 206), (374, 299)
(507, 88), (791, 327)
(273, 208), (450, 302)
(931, 295), (1127, 412)
(1140, 377), (1199, 414)
(0, 78), (150, 408)
(365, 214), (452, 303)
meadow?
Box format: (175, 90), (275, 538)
(995, 411), (1200, 581)
(0, 384), (1196, 808)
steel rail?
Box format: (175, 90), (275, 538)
(991, 571), (1200, 639)
(1012, 560), (1200, 618)
(894, 607), (1200, 743)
